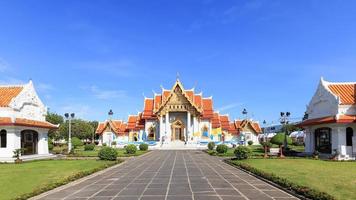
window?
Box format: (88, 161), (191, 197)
(346, 127), (353, 146)
(315, 128), (331, 154)
(0, 130), (6, 148)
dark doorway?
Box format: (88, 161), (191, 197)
(21, 130), (38, 155)
(315, 128), (331, 154)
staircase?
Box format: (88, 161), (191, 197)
(159, 140), (203, 150)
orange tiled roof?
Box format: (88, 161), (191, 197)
(96, 120), (127, 135)
(229, 122), (238, 134)
(233, 119), (261, 134)
(154, 95), (162, 110)
(211, 113), (221, 129)
(194, 95), (202, 109)
(299, 115), (356, 127)
(0, 86), (23, 107)
(0, 117), (58, 129)
(186, 91), (194, 102)
(127, 115), (138, 130)
(202, 98), (214, 119)
(142, 98), (155, 119)
(328, 84), (356, 105)
(220, 115), (230, 131)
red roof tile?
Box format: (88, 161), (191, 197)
(194, 95), (202, 108)
(202, 98), (213, 119)
(212, 113), (221, 128)
(220, 115), (230, 131)
(0, 117), (58, 129)
(0, 86), (23, 107)
(142, 98), (154, 119)
(96, 120), (127, 135)
(328, 84), (356, 105)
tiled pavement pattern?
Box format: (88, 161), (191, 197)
(37, 151), (299, 200)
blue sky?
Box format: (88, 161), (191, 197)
(1, 0), (356, 125)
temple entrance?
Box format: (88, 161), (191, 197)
(21, 130), (38, 155)
(171, 120), (185, 141)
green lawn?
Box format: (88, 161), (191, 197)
(232, 159), (356, 200)
(0, 160), (118, 200)
(72, 147), (148, 157)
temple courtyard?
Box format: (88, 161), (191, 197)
(33, 151), (297, 200)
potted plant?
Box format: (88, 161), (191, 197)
(13, 148), (25, 164)
(312, 150), (319, 159)
(331, 149), (339, 160)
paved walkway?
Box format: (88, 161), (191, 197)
(36, 151), (299, 200)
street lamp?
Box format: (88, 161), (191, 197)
(108, 109), (114, 147)
(263, 120), (268, 158)
(242, 108), (248, 119)
(64, 113), (75, 154)
(280, 112), (291, 157)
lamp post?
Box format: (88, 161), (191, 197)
(64, 113), (75, 154)
(280, 112), (290, 157)
(263, 120), (268, 158)
(108, 109), (113, 147)
(241, 108), (248, 145)
(242, 108), (248, 119)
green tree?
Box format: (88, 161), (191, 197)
(89, 121), (99, 142)
(59, 119), (94, 140)
(270, 133), (292, 158)
(46, 111), (64, 140)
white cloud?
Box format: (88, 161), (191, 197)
(217, 102), (243, 112)
(59, 104), (91, 119)
(90, 85), (128, 100)
(0, 77), (26, 85)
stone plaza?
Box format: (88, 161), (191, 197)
(34, 151), (298, 200)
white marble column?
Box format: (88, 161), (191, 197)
(187, 112), (191, 141)
(160, 115), (163, 142)
(166, 112), (170, 141)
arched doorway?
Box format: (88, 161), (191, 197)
(21, 130), (38, 155)
(171, 120), (185, 141)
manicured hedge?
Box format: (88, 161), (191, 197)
(125, 144), (137, 154)
(84, 143), (95, 151)
(139, 143), (149, 151)
(98, 147), (118, 161)
(216, 144), (228, 154)
(208, 142), (215, 150)
(226, 160), (335, 200)
(234, 146), (251, 160)
(71, 137), (83, 149)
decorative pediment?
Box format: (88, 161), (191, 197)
(155, 79), (202, 116)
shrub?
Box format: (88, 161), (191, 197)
(208, 142), (215, 150)
(247, 140), (253, 146)
(48, 140), (54, 151)
(84, 143), (95, 151)
(270, 133), (292, 146)
(71, 137), (83, 149)
(98, 147), (118, 160)
(234, 146), (251, 160)
(52, 146), (67, 154)
(125, 144), (137, 154)
(261, 141), (272, 148)
(111, 141), (117, 146)
(216, 144), (228, 154)
(102, 143), (107, 147)
(139, 143), (149, 151)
